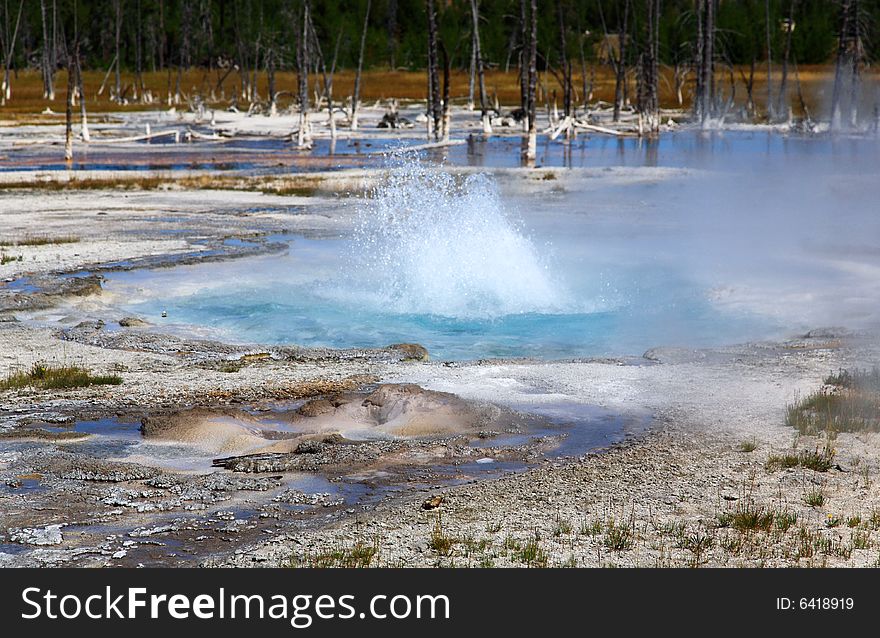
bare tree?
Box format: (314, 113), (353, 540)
(113, 0), (122, 103)
(613, 0), (630, 122)
(65, 45), (76, 161)
(556, 1), (572, 129)
(765, 0), (774, 120)
(350, 0), (371, 131)
(637, 0), (661, 134)
(828, 0), (865, 130)
(40, 0), (55, 100)
(694, 0), (716, 125)
(525, 0), (538, 160)
(296, 0), (311, 147)
(426, 0), (441, 140)
(470, 0), (491, 133)
(76, 47), (90, 142)
(776, 1), (797, 120)
(519, 0), (528, 131)
(0, 0), (24, 105)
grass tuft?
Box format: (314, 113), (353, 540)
(0, 363), (122, 391)
(0, 235), (79, 247)
(786, 367), (880, 434)
(766, 446), (835, 473)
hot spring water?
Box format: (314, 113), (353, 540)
(107, 136), (880, 360)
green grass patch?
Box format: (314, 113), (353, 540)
(786, 367), (880, 434)
(0, 235), (79, 247)
(429, 515), (455, 557)
(603, 518), (635, 550)
(766, 446), (835, 472)
(291, 539), (379, 568)
(717, 502), (775, 532)
(804, 487), (826, 508)
(0, 363), (123, 391)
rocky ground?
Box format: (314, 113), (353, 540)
(2, 154), (879, 568)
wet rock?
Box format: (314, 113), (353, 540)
(119, 316), (149, 327)
(803, 327), (850, 339)
(9, 524), (66, 546)
(297, 398), (336, 417)
(295, 440), (324, 454)
(388, 343), (429, 361)
(273, 490), (344, 507)
(59, 459), (160, 482)
(422, 495), (444, 510)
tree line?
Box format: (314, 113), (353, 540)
(1, 1), (875, 158)
(1, 1), (875, 80)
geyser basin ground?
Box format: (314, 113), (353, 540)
(104, 131), (880, 360)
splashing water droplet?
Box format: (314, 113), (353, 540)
(350, 157), (570, 319)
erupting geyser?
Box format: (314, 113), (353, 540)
(351, 158), (570, 319)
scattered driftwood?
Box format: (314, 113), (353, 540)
(572, 121), (626, 136)
(367, 139), (465, 155)
(92, 130), (181, 144)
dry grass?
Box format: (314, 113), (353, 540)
(290, 538), (379, 568)
(0, 65), (872, 118)
(0, 235), (79, 247)
(0, 363), (122, 391)
(786, 368), (880, 435)
(0, 173), (323, 195)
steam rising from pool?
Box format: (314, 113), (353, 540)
(351, 159), (569, 318)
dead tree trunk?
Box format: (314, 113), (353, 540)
(830, 0), (855, 131)
(525, 0), (538, 160)
(350, 0), (371, 131)
(519, 0), (528, 132)
(556, 1), (572, 123)
(426, 0), (441, 141)
(637, 0), (661, 134)
(266, 48), (277, 116)
(0, 0), (24, 105)
(40, 0), (55, 100)
(468, 30), (476, 110)
(765, 0), (774, 120)
(847, 0), (862, 128)
(76, 49), (89, 142)
(440, 41), (451, 141)
(297, 0), (311, 147)
(113, 0), (122, 102)
(470, 0), (491, 133)
(776, 1), (797, 120)
(701, 0), (715, 125)
(64, 48), (75, 161)
(613, 0), (630, 122)
(136, 0), (146, 101)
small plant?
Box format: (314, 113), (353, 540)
(553, 516), (573, 537)
(851, 531), (871, 550)
(677, 529), (714, 567)
(846, 514), (862, 528)
(0, 363), (122, 391)
(485, 521), (502, 534)
(766, 446), (835, 473)
(825, 514), (841, 528)
(0, 235), (80, 247)
(738, 439), (757, 453)
(604, 518), (634, 551)
(579, 519), (603, 536)
(775, 510), (798, 532)
(804, 487), (826, 508)
(291, 538), (379, 568)
(516, 535), (548, 567)
(429, 515), (455, 557)
(717, 502), (775, 532)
